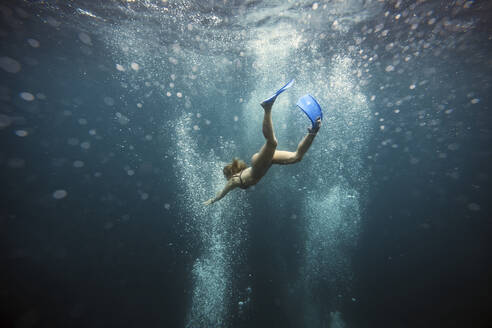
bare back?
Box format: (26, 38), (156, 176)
(233, 166), (262, 188)
(233, 140), (277, 188)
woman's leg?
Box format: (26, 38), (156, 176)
(261, 102), (277, 145)
(271, 132), (316, 164)
(251, 102), (278, 174)
(272, 118), (321, 164)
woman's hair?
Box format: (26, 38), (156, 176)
(223, 158), (248, 180)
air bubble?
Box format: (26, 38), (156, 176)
(27, 38), (40, 48)
(116, 112), (130, 125)
(78, 32), (92, 45)
(447, 143), (460, 151)
(20, 92), (35, 101)
(104, 96), (114, 106)
(73, 160), (84, 168)
(53, 189), (67, 199)
(15, 130), (28, 137)
(47, 16), (60, 27)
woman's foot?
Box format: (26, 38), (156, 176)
(260, 96), (276, 110)
(308, 117), (322, 134)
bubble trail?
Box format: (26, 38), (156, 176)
(298, 56), (372, 327)
(173, 115), (247, 328)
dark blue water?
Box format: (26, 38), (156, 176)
(1, 1), (491, 327)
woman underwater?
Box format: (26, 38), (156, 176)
(203, 81), (321, 205)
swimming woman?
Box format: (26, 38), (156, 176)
(203, 85), (321, 205)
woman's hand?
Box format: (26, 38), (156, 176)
(203, 198), (214, 206)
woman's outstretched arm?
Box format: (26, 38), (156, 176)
(203, 179), (238, 205)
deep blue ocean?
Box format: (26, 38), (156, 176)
(1, 1), (491, 327)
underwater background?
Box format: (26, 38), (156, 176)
(1, 0), (491, 327)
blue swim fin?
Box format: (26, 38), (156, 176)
(296, 94), (323, 128)
(261, 79), (295, 105)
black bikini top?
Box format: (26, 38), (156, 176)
(233, 170), (249, 190)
